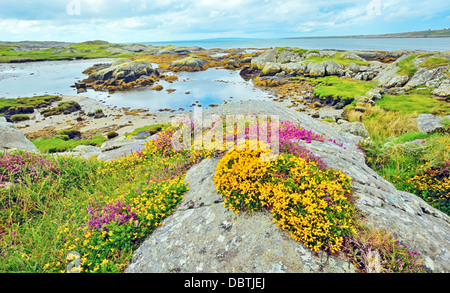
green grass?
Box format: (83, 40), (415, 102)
(420, 57), (450, 69)
(0, 95), (61, 115)
(0, 42), (145, 63)
(313, 76), (376, 101)
(302, 52), (371, 66)
(9, 114), (30, 122)
(41, 101), (81, 117)
(124, 123), (169, 138)
(32, 135), (107, 153)
(396, 55), (418, 77)
(376, 92), (450, 116)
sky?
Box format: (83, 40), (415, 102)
(0, 0), (449, 43)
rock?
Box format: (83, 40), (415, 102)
(136, 131), (150, 139)
(93, 109), (106, 119)
(405, 66), (445, 89)
(307, 62), (326, 77)
(344, 53), (366, 61)
(365, 87), (383, 101)
(89, 59), (155, 82)
(70, 145), (102, 160)
(251, 49), (278, 69)
(346, 62), (361, 73)
(239, 66), (259, 80)
(280, 63), (308, 76)
(333, 121), (370, 138)
(0, 121), (39, 153)
(323, 60), (344, 76)
(125, 101), (450, 273)
(125, 158), (356, 273)
(432, 80), (450, 97)
(157, 45), (192, 55)
(170, 56), (208, 71)
(373, 64), (409, 88)
(98, 140), (147, 162)
(261, 62), (281, 76)
(416, 114), (444, 134)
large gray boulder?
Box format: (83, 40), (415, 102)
(126, 158), (356, 273)
(0, 120), (39, 153)
(416, 114), (445, 134)
(89, 59), (155, 81)
(125, 101), (450, 273)
(405, 66), (446, 89)
(373, 63), (409, 88)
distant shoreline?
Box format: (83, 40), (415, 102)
(286, 36), (450, 39)
(285, 29), (450, 39)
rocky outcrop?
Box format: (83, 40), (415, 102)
(416, 114), (446, 134)
(0, 120), (39, 153)
(125, 101), (450, 273)
(87, 59), (157, 82)
(168, 56), (209, 72)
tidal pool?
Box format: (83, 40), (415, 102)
(0, 59), (272, 113)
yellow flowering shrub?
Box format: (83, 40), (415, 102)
(214, 145), (357, 253)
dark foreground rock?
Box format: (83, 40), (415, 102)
(125, 101), (450, 273)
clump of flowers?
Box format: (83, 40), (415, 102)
(343, 223), (426, 273)
(405, 161), (450, 215)
(0, 151), (60, 184)
(214, 142), (357, 254)
(87, 200), (138, 232)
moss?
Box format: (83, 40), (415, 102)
(41, 101), (81, 117)
(302, 52), (370, 66)
(0, 95), (61, 115)
(376, 92), (450, 116)
(396, 55), (418, 77)
(32, 135), (107, 153)
(124, 123), (168, 138)
(106, 131), (119, 139)
(313, 76), (376, 101)
(420, 57), (450, 69)
(10, 114), (30, 122)
(57, 129), (81, 140)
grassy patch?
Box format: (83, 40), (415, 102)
(9, 114), (30, 123)
(0, 42), (144, 63)
(302, 52), (370, 66)
(32, 135), (107, 153)
(41, 101), (81, 117)
(124, 123), (168, 138)
(376, 92), (450, 116)
(0, 95), (61, 115)
(420, 57), (450, 69)
(396, 55), (418, 77)
(313, 76), (376, 101)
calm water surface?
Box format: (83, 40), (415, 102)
(0, 59), (272, 112)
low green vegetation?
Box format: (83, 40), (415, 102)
(41, 101), (81, 117)
(344, 86), (449, 216)
(396, 55), (418, 77)
(0, 121), (426, 273)
(312, 76), (376, 101)
(420, 57), (450, 69)
(0, 95), (61, 115)
(124, 123), (168, 138)
(32, 135), (107, 153)
(302, 52), (370, 66)
(9, 114), (30, 123)
(376, 91), (450, 116)
(0, 41), (144, 63)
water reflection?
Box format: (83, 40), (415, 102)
(0, 59), (271, 112)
